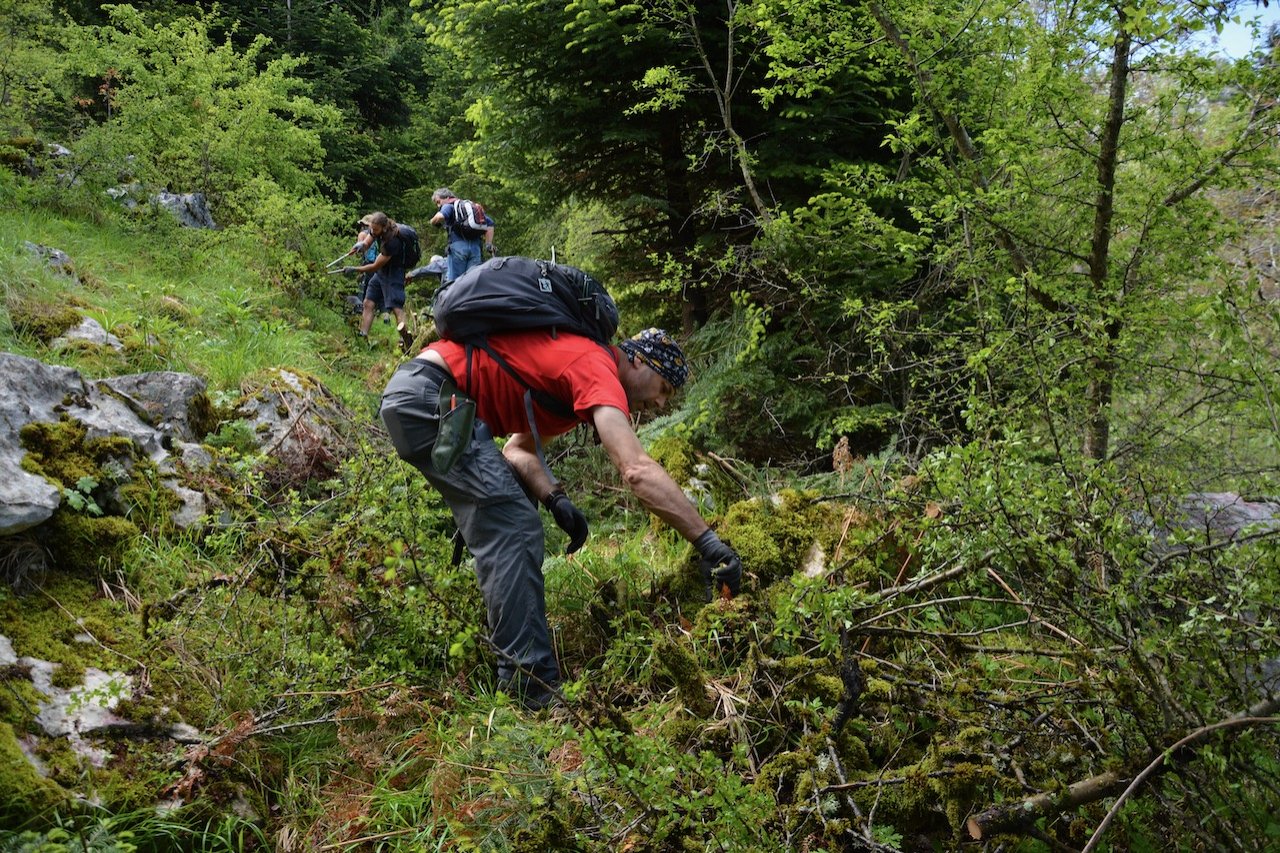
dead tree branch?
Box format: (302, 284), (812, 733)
(966, 695), (1280, 840)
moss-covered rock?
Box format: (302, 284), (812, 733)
(6, 298), (83, 344)
(0, 722), (69, 828)
(716, 489), (843, 588)
(19, 415), (136, 491)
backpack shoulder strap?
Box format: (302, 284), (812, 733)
(467, 336), (575, 421)
(462, 335), (571, 488)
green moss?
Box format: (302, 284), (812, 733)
(19, 415), (137, 490)
(688, 594), (758, 668)
(17, 415), (149, 571)
(186, 390), (220, 440)
(751, 740), (825, 808)
(47, 510), (139, 574)
(717, 489), (843, 587)
(656, 716), (702, 746)
(0, 673), (43, 728)
(0, 722), (69, 829)
(6, 297), (83, 344)
(649, 434), (697, 485)
(0, 574), (138, 677)
(49, 659), (85, 690)
(924, 728), (997, 833)
(510, 794), (585, 853)
(112, 695), (179, 726)
(654, 634), (713, 716)
(832, 728), (872, 772)
(863, 677), (893, 702)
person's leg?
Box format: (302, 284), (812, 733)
(379, 365), (560, 707)
(395, 311), (413, 353)
(446, 242), (467, 284)
(387, 280), (408, 328)
(459, 240), (482, 277)
(386, 279), (413, 352)
(452, 494), (558, 706)
(359, 299), (376, 336)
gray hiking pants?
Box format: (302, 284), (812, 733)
(379, 358), (559, 707)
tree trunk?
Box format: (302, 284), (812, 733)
(1081, 22), (1132, 462)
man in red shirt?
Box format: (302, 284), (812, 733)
(380, 326), (743, 710)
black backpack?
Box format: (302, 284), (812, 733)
(397, 224), (422, 269)
(432, 255), (619, 420)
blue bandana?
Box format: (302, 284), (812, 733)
(618, 327), (689, 389)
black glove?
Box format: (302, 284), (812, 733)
(341, 266), (360, 276)
(544, 490), (589, 554)
(693, 529), (742, 601)
(485, 242), (497, 257)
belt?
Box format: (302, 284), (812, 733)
(403, 356), (453, 384)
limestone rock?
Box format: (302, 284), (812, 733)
(51, 317), (124, 352)
(151, 191), (216, 229)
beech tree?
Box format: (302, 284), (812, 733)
(886, 1), (1274, 461)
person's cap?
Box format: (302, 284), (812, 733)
(619, 327), (689, 389)
(358, 214), (375, 227)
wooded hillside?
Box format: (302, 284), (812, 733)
(1, 1), (1278, 850)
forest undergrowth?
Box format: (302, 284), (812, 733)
(4, 409), (1277, 851)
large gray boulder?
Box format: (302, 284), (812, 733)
(1147, 492), (1280, 556)
(100, 370), (211, 443)
(150, 191), (216, 229)
(0, 353), (211, 535)
(22, 240), (73, 273)
(0, 356), (83, 534)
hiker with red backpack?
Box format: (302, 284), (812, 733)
(429, 187), (495, 284)
(379, 258), (744, 711)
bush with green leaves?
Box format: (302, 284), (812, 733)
(59, 5), (345, 246)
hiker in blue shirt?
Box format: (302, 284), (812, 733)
(343, 213), (380, 313)
(429, 187), (495, 284)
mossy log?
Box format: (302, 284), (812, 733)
(966, 770), (1124, 840)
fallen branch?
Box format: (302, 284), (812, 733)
(1081, 713), (1280, 852)
(967, 769), (1125, 841)
(966, 694), (1280, 840)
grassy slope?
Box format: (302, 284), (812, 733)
(0, 195), (413, 408)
